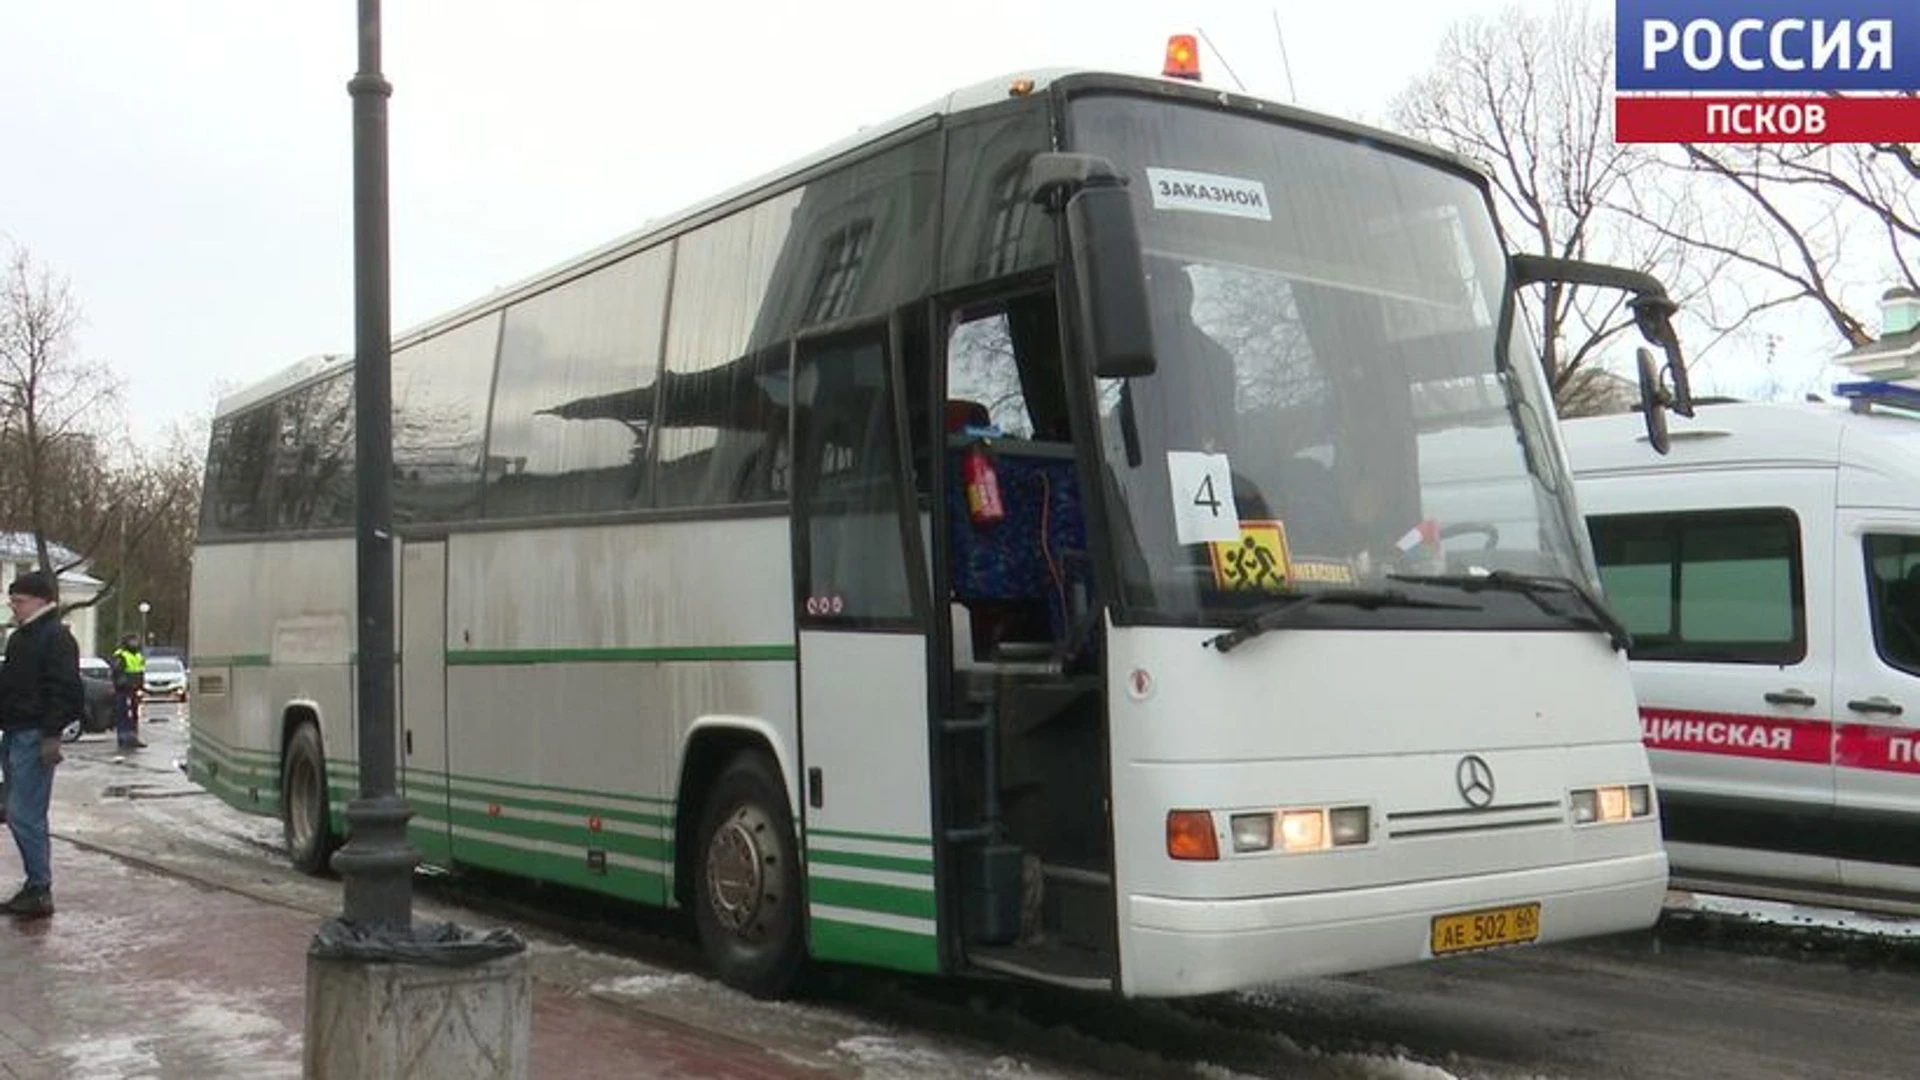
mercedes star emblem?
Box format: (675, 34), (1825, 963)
(1456, 754), (1496, 809)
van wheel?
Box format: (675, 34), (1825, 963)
(693, 751), (804, 999)
(283, 723), (336, 876)
(60, 719), (82, 744)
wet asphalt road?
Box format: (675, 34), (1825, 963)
(47, 720), (1920, 1080)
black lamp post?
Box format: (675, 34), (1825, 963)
(327, 0), (418, 933)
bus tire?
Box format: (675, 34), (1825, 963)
(692, 751), (804, 999)
(283, 722), (335, 876)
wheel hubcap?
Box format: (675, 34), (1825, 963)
(706, 803), (779, 940)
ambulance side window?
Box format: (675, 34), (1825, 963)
(1589, 508), (1805, 664)
(1865, 534), (1920, 676)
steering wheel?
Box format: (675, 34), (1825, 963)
(1439, 522), (1500, 551)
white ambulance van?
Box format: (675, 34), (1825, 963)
(1564, 382), (1920, 901)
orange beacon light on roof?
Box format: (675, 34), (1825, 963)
(1164, 34), (1201, 81)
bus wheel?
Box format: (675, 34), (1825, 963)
(693, 752), (804, 999)
(283, 723), (335, 876)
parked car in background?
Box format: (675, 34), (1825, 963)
(61, 657), (119, 743)
(140, 656), (188, 702)
(145, 645), (186, 667)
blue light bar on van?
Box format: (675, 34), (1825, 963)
(1834, 380), (1920, 408)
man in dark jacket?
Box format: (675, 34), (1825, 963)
(0, 569), (82, 917)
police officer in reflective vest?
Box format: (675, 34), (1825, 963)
(108, 635), (146, 750)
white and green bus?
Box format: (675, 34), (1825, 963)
(189, 67), (1675, 999)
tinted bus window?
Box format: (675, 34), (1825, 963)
(201, 404), (281, 539)
(486, 249), (668, 519)
(272, 372), (356, 531)
(395, 312), (500, 524)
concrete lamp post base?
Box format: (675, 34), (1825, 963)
(303, 946), (531, 1079)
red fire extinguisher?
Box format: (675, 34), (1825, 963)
(962, 442), (1005, 527)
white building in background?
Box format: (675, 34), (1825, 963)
(1834, 286), (1920, 386)
(0, 532), (103, 656)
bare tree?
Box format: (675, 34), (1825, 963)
(96, 422), (204, 647)
(1389, 2), (1720, 408)
(0, 242), (202, 642)
(0, 242), (126, 597)
(1652, 126), (1920, 349)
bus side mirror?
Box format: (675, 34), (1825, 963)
(1067, 185), (1157, 380)
(1031, 151), (1156, 381)
(1629, 295), (1693, 419)
(1635, 347), (1671, 456)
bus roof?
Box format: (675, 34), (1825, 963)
(217, 67), (1487, 419)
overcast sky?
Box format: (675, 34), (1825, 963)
(0, 0), (1869, 448)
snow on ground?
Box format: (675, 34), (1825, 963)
(1673, 892), (1920, 939)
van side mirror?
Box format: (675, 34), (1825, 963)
(1032, 152), (1157, 380)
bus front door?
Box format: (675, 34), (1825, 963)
(791, 324), (941, 975)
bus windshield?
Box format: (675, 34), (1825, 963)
(1068, 94), (1592, 624)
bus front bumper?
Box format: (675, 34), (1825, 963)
(1121, 851), (1668, 997)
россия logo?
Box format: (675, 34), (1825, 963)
(1615, 0), (1920, 142)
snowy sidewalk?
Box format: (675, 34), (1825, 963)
(0, 837), (840, 1079)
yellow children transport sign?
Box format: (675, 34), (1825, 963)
(1208, 521), (1355, 591)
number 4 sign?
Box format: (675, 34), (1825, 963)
(1167, 451), (1240, 544)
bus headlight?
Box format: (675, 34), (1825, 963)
(1279, 809), (1327, 853)
(1571, 784), (1654, 825)
(1329, 806), (1371, 846)
(1221, 806), (1370, 854)
(1230, 812), (1273, 853)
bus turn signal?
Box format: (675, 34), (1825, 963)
(1167, 809), (1220, 860)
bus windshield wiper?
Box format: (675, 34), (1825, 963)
(1386, 570), (1633, 652)
(1206, 588), (1481, 655)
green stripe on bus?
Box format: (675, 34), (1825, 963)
(193, 748), (275, 782)
(188, 747), (276, 790)
(447, 833), (668, 905)
(425, 785), (672, 831)
(446, 645), (795, 665)
(190, 654), (272, 668)
(404, 767), (674, 810)
(192, 728), (276, 764)
(810, 918), (940, 974)
(807, 877), (935, 920)
(805, 847), (935, 876)
(192, 760), (278, 812)
(408, 824), (454, 866)
(807, 827), (933, 848)
(441, 806), (672, 861)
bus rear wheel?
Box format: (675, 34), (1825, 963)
(283, 722), (336, 876)
(693, 751), (804, 999)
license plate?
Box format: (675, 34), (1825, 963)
(1429, 902), (1541, 956)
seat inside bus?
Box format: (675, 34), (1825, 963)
(943, 400), (1095, 668)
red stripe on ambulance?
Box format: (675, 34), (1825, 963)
(1639, 709), (1920, 776)
(1834, 724), (1920, 776)
(1638, 707), (1829, 765)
